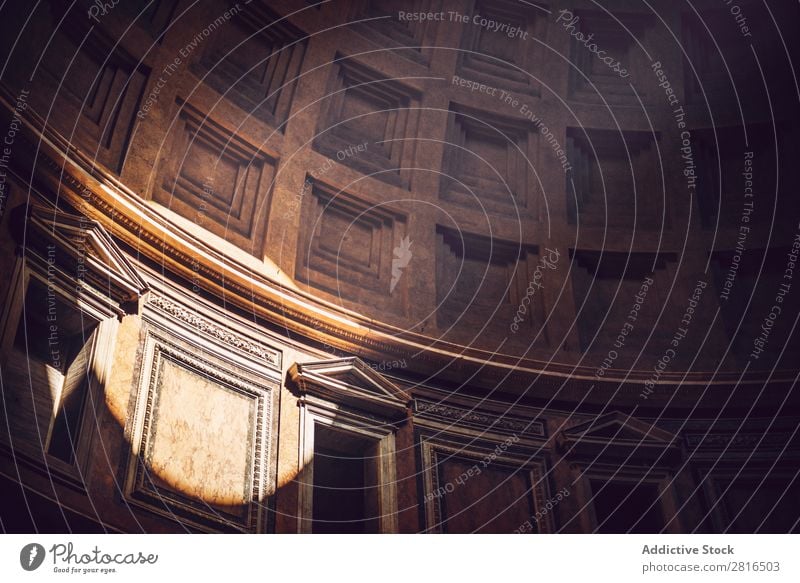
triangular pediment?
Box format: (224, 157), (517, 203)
(12, 204), (148, 305)
(561, 411), (677, 446)
(288, 358), (410, 419)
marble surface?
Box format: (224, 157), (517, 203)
(146, 358), (254, 512)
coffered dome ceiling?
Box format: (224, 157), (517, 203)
(2, 0), (800, 538)
(1, 0), (799, 397)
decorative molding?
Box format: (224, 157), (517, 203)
(686, 432), (794, 449)
(125, 332), (277, 533)
(658, 417), (800, 436)
(146, 294), (282, 369)
(413, 399), (545, 438)
(559, 411), (680, 463)
(683, 425), (800, 460)
(11, 203), (148, 314)
(289, 357), (410, 420)
(418, 431), (553, 533)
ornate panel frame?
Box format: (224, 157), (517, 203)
(416, 427), (553, 534)
(124, 329), (279, 533)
